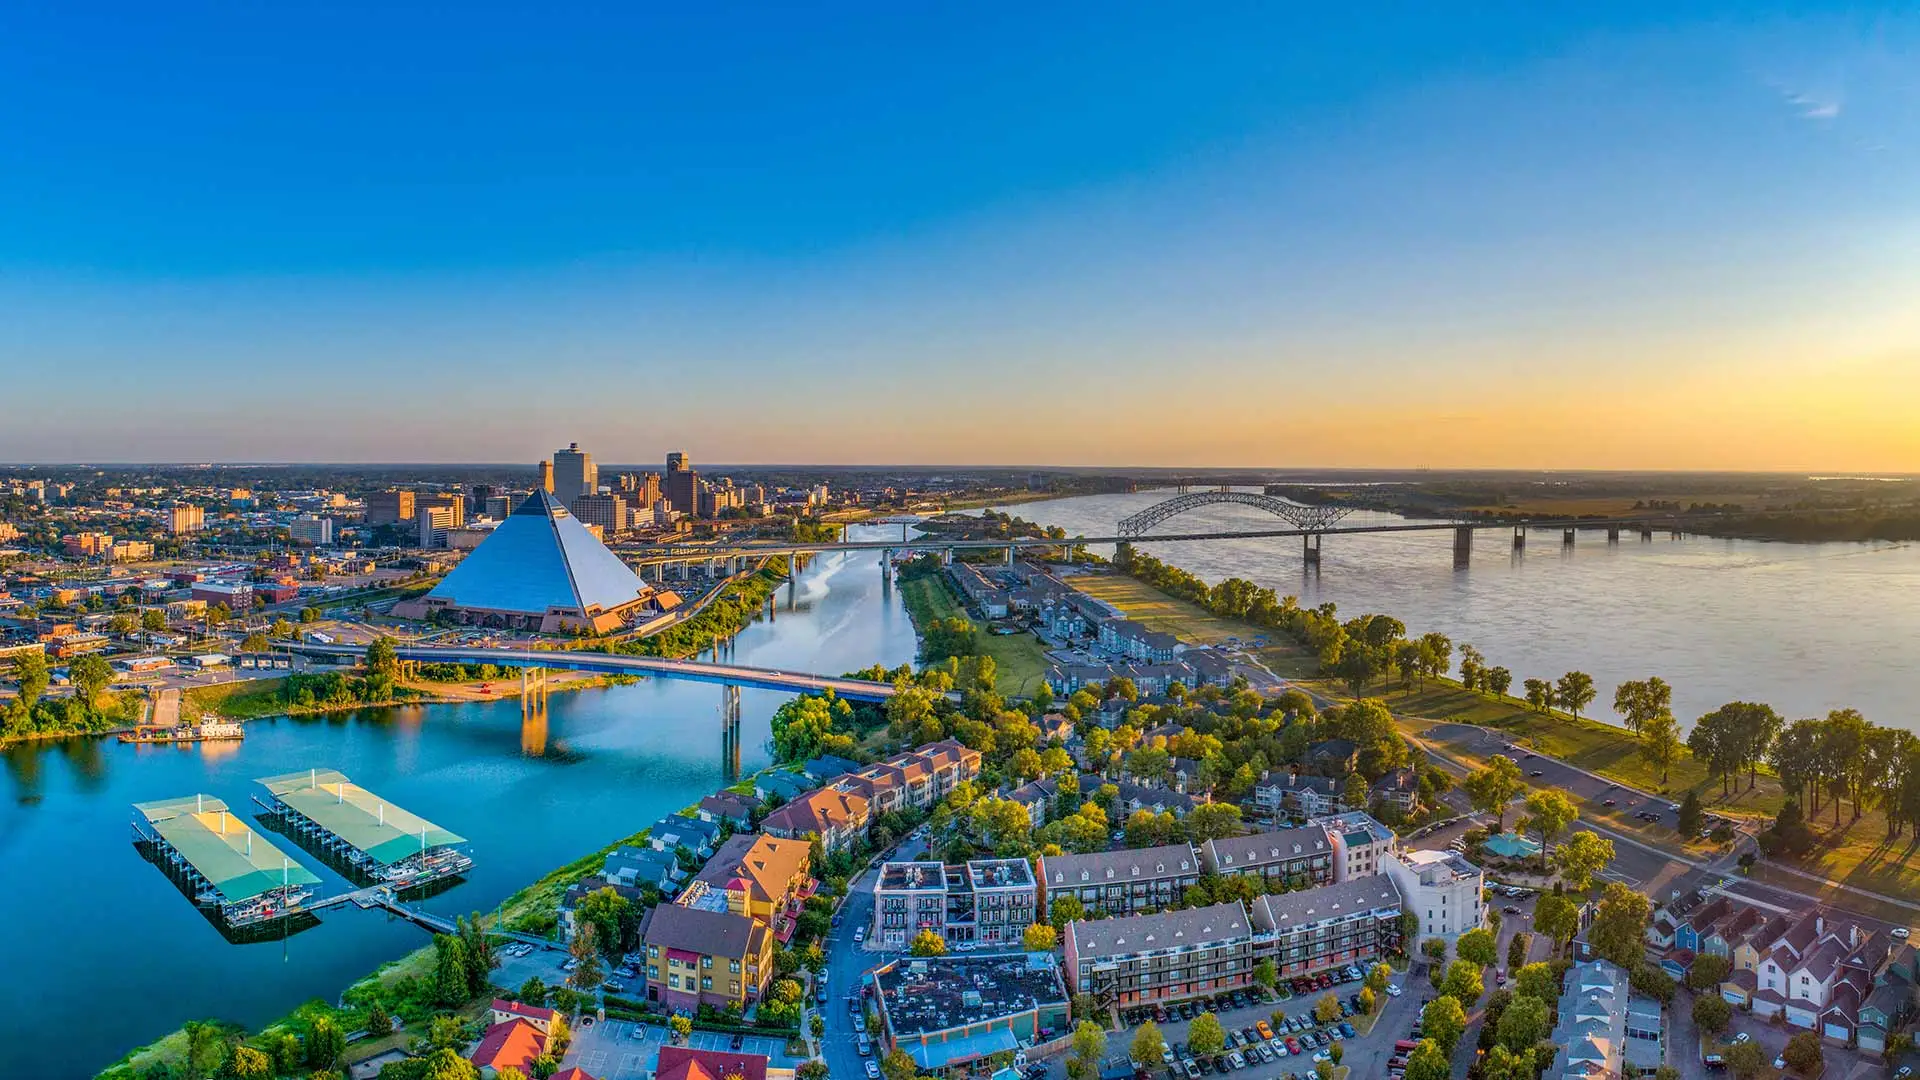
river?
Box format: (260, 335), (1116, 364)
(994, 490), (1920, 728)
(0, 527), (915, 1080)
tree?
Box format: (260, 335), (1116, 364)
(1640, 710), (1682, 784)
(1687, 954), (1731, 991)
(1551, 830), (1615, 892)
(1495, 993), (1550, 1052)
(1254, 958), (1279, 990)
(909, 928), (947, 956)
(1403, 1039), (1451, 1080)
(669, 1015), (692, 1042)
(1533, 893), (1580, 955)
(1446, 930), (1491, 972)
(1556, 671), (1596, 720)
(1677, 789), (1704, 837)
(241, 631), (272, 653)
(1691, 994), (1731, 1036)
(142, 609), (168, 632)
(433, 933), (472, 1005)
(1358, 986), (1377, 1015)
(1443, 959), (1484, 1004)
(1365, 962), (1391, 994)
(1523, 788), (1578, 868)
(306, 1017), (347, 1071)
(566, 923), (605, 991)
(1131, 1020), (1166, 1067)
(1612, 677), (1672, 735)
(1048, 894), (1084, 931)
(1506, 931), (1531, 972)
(1464, 756), (1526, 831)
(1067, 1020), (1107, 1080)
(1512, 962), (1560, 1005)
(1482, 1045), (1534, 1080)
(1189, 1012), (1226, 1056)
(1588, 882), (1652, 969)
(1485, 667), (1513, 699)
(1314, 993), (1341, 1024)
(796, 1063), (830, 1080)
(185, 1021), (228, 1078)
(1183, 801), (1242, 842)
(365, 636), (400, 678)
(227, 1046), (273, 1080)
(365, 1000), (393, 1035)
(1782, 1031), (1823, 1076)
(575, 888), (637, 958)
(1725, 1039), (1766, 1080)
(68, 653), (113, 711)
(1523, 678), (1554, 713)
(880, 1048), (920, 1080)
(1422, 937), (1448, 964)
(427, 1015), (466, 1051)
(1421, 994), (1467, 1055)
(1023, 923), (1057, 952)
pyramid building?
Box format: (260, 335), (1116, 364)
(394, 491), (655, 633)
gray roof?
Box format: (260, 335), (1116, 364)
(1551, 960), (1628, 1080)
(1040, 842), (1199, 888)
(1067, 902), (1252, 960)
(1252, 874), (1403, 930)
(424, 490), (649, 616)
(645, 900), (762, 959)
(1202, 824), (1334, 873)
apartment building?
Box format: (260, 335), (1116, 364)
(1063, 902), (1256, 1006)
(692, 833), (814, 941)
(1250, 874), (1405, 977)
(759, 787), (871, 854)
(1197, 824), (1336, 889)
(1252, 772), (1341, 822)
(642, 902), (775, 1012)
(1039, 843), (1201, 919)
(872, 858), (1040, 949)
(1381, 849), (1485, 942)
(1313, 811), (1399, 881)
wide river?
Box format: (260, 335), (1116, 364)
(0, 527), (914, 1080)
(995, 490), (1920, 728)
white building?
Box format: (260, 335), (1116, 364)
(1381, 848), (1485, 942)
(289, 515), (334, 546)
(1312, 811), (1399, 882)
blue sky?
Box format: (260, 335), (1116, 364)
(2, 3), (1916, 467)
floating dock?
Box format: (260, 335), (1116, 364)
(254, 769), (473, 889)
(132, 795), (321, 927)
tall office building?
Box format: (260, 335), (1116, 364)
(553, 443), (597, 504)
(167, 505), (205, 534)
(537, 461), (555, 493)
(365, 490), (416, 525)
(572, 493), (627, 535)
(664, 452), (698, 515)
(416, 492), (466, 530)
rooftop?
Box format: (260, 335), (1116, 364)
(1040, 842), (1198, 887)
(875, 953), (1068, 1038)
(879, 861), (948, 891)
(1252, 874), (1404, 931)
(1201, 824), (1332, 872)
(966, 858), (1034, 890)
(258, 769), (465, 865)
(1067, 902), (1252, 960)
(134, 794), (321, 904)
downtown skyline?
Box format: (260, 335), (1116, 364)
(3, 4), (1918, 470)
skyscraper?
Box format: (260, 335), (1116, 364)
(553, 442), (597, 504)
(537, 461), (554, 493)
(664, 451), (698, 515)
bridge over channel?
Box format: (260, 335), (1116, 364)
(307, 884), (564, 949)
(284, 641), (914, 702)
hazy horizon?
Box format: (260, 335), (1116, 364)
(5, 4), (1917, 470)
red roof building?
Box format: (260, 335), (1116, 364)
(550, 1069), (598, 1080)
(471, 1018), (546, 1076)
(653, 1046), (771, 1080)
(489, 998), (562, 1033)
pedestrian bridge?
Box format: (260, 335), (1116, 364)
(284, 641), (910, 702)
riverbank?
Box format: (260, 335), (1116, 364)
(177, 670), (629, 724)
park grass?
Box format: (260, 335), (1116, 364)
(1062, 572), (1320, 679)
(896, 574), (1050, 698)
(183, 677), (292, 720)
(1761, 808), (1920, 905)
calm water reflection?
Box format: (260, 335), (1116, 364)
(0, 529), (914, 1079)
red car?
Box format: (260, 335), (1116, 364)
(1286, 1038), (1302, 1055)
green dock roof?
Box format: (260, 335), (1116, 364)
(135, 795), (321, 904)
(256, 769), (466, 866)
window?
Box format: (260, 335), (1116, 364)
(702, 956), (713, 969)
(730, 960), (741, 973)
(702, 976), (713, 990)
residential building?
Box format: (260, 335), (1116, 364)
(1252, 771), (1340, 821)
(646, 815), (722, 858)
(1368, 768), (1421, 814)
(873, 953), (1071, 1074)
(1313, 811), (1400, 881)
(488, 999), (561, 1035)
(1063, 902), (1255, 1006)
(1381, 849), (1485, 942)
(653, 1047), (769, 1080)
(560, 880), (652, 940)
(552, 442), (598, 505)
(289, 515), (335, 546)
(190, 581), (253, 610)
(1038, 843), (1201, 919)
(874, 862), (949, 949)
(874, 858), (1039, 949)
(598, 846), (684, 891)
(167, 505), (205, 534)
(1096, 619), (1182, 663)
(833, 740), (983, 814)
(1304, 739), (1358, 776)
(695, 792), (758, 829)
(760, 786), (871, 853)
(801, 754), (861, 782)
(1249, 874), (1406, 977)
(1548, 960), (1629, 1080)
(1198, 824), (1336, 889)
(692, 833), (814, 940)
(471, 1018), (546, 1078)
(753, 770), (813, 803)
(1007, 777), (1060, 828)
(642, 902), (775, 1012)
(1103, 776), (1198, 819)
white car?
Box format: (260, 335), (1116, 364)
(1893, 927), (1912, 939)
(865, 1062), (880, 1078)
(1385, 983), (1403, 997)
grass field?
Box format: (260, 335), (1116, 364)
(183, 677), (293, 719)
(897, 574), (1051, 698)
(1062, 572), (1320, 679)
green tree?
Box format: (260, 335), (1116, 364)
(306, 1017), (347, 1071)
(910, 928), (947, 956)
(1551, 829), (1615, 892)
(567, 923), (606, 991)
(1464, 756), (1526, 831)
(142, 609), (168, 632)
(1726, 1038), (1766, 1079)
(1443, 959), (1484, 1004)
(575, 888), (637, 958)
(427, 1015), (466, 1051)
(1421, 994), (1467, 1055)
(365, 636), (400, 678)
(241, 631), (272, 653)
(1506, 931), (1531, 972)
(1023, 923), (1057, 952)
(1686, 954), (1730, 991)
(1532, 893), (1580, 955)
(796, 1062), (830, 1080)
(1456, 927), (1498, 968)
(1067, 1020), (1107, 1080)
(1640, 710), (1682, 784)
(1189, 1012), (1226, 1056)
(1612, 677), (1671, 735)
(1130, 1020), (1165, 1067)
(186, 1020), (228, 1078)
(433, 933), (472, 1006)
(1556, 671), (1596, 720)
(1691, 994), (1731, 1035)
(1255, 958), (1279, 990)
(1782, 1030), (1824, 1076)
(68, 652), (114, 711)
(1523, 788), (1578, 868)
(365, 1000), (393, 1035)
(1404, 1039), (1451, 1080)
(1677, 789), (1705, 837)
(1482, 1045), (1534, 1080)
(1588, 882), (1652, 969)
(881, 1048), (920, 1080)
(1512, 962), (1561, 1005)
(1421, 937), (1448, 964)
(227, 1046), (273, 1080)
(1485, 666), (1513, 699)
(1495, 993), (1549, 1052)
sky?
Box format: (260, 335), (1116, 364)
(2, 3), (1917, 469)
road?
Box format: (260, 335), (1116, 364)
(819, 861), (882, 1080)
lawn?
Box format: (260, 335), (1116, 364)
(896, 574), (1050, 699)
(1063, 572), (1320, 679)
(183, 677), (292, 720)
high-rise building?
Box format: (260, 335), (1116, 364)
(666, 452), (688, 474)
(484, 494), (518, 520)
(571, 493), (627, 535)
(290, 516), (335, 546)
(416, 492), (465, 531)
(365, 490), (416, 525)
(537, 461), (554, 493)
(552, 443), (597, 505)
(665, 465), (699, 514)
(167, 505), (205, 534)
(417, 505), (459, 548)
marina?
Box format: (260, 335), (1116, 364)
(254, 768), (473, 889)
(130, 795), (322, 928)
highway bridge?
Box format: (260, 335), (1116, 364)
(283, 641), (912, 702)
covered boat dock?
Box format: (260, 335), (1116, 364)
(254, 769), (472, 888)
(132, 794), (321, 927)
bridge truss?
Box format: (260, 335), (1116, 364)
(1117, 489), (1353, 539)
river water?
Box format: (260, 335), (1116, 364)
(995, 491), (1920, 728)
(0, 529), (914, 1079)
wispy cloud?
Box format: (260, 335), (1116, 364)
(1776, 84), (1844, 120)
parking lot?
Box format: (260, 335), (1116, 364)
(560, 1016), (803, 1079)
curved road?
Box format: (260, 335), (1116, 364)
(283, 641), (917, 702)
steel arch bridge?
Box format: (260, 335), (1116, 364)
(1117, 489), (1353, 539)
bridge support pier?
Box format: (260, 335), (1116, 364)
(1302, 533), (1321, 565)
(721, 684), (742, 781)
(1562, 528), (1576, 547)
(1607, 526), (1620, 544)
(519, 666), (548, 722)
(881, 549), (893, 594)
(1641, 526), (1654, 541)
(940, 548), (953, 567)
(1452, 525), (1473, 567)
(1004, 545), (1014, 566)
(787, 571), (797, 608)
(1513, 526), (1526, 550)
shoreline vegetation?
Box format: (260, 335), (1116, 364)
(1097, 544), (1920, 899)
(894, 556), (1050, 698)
